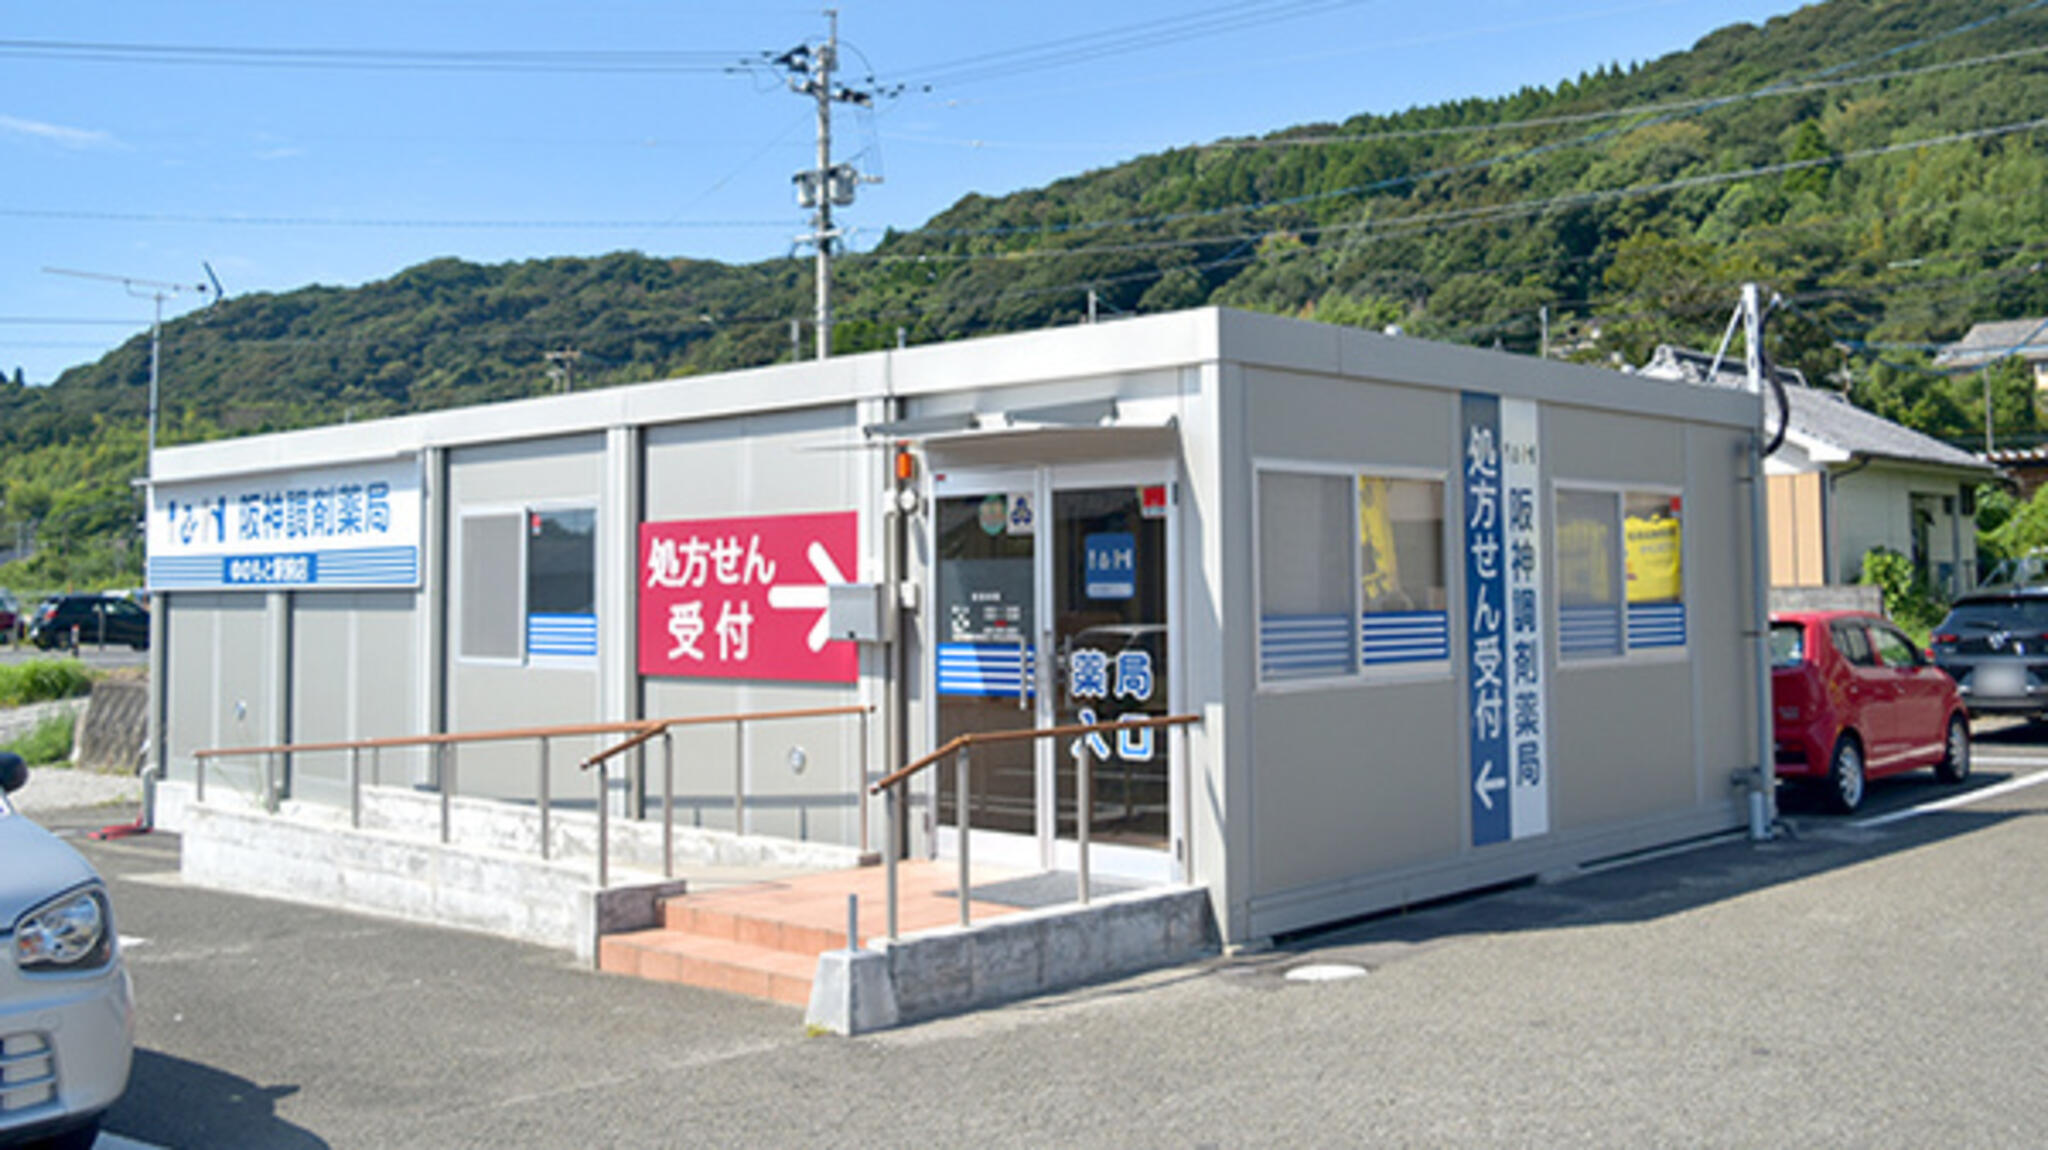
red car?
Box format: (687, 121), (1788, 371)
(1771, 610), (1971, 813)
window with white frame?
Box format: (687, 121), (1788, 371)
(526, 507), (597, 658)
(1358, 476), (1449, 666)
(458, 505), (598, 662)
(1259, 472), (1355, 681)
(1555, 486), (1685, 661)
(1258, 469), (1449, 683)
(460, 512), (525, 660)
(1623, 491), (1685, 649)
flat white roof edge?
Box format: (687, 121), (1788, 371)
(154, 307), (1756, 482)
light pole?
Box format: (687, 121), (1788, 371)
(44, 265), (221, 482)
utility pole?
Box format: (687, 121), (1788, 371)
(543, 348), (581, 394)
(1740, 282), (1765, 396)
(775, 10), (881, 360)
(44, 265), (221, 482)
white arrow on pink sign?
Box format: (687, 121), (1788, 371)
(638, 511), (858, 683)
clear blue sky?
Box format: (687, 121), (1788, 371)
(1, 0), (1806, 385)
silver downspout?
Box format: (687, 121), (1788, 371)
(1748, 430), (1776, 840)
(1742, 282), (1777, 840)
(882, 354), (907, 865)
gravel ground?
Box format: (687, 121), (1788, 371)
(7, 763), (142, 814)
(0, 697), (84, 743)
(0, 696), (144, 816)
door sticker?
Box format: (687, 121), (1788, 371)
(1083, 532), (1136, 599)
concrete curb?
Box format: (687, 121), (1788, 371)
(806, 885), (1218, 1035)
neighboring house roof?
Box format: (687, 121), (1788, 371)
(1932, 318), (2048, 371)
(1987, 446), (2048, 466)
(1638, 345), (1995, 475)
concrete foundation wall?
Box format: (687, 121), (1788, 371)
(808, 886), (1217, 1035)
(165, 778), (864, 957)
(180, 802), (599, 950)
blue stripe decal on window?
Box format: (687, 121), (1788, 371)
(1627, 602), (1687, 649)
(527, 613), (597, 658)
(1362, 610), (1450, 666)
(1261, 613), (1352, 679)
(938, 642), (1037, 697)
(1558, 604), (1623, 658)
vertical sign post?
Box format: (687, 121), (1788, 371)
(1462, 393), (1510, 846)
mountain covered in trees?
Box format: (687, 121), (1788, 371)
(9, 0), (2048, 586)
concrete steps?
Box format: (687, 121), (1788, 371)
(599, 929), (820, 1007)
(594, 861), (1032, 1008)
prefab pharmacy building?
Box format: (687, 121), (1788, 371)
(148, 308), (1766, 946)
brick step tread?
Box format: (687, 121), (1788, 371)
(660, 900), (865, 956)
(599, 929), (818, 1007)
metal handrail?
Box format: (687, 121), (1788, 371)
(579, 705), (873, 887)
(191, 704), (874, 888)
(867, 713), (1199, 942)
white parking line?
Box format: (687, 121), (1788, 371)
(1853, 763), (2048, 829)
(99, 1135), (168, 1150)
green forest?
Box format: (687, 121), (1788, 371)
(9, 0), (2048, 587)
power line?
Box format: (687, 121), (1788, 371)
(0, 206), (792, 230)
(865, 113), (2048, 267)
(0, 39), (768, 74)
(880, 43), (2048, 157)
(900, 0), (2048, 243)
(893, 0), (1383, 90)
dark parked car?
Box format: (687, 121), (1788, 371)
(26, 595), (150, 651)
(1930, 584), (2048, 719)
(1772, 610), (1970, 813)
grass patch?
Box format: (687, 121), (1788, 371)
(4, 714), (75, 766)
(0, 659), (95, 707)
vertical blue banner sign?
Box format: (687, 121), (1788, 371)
(1463, 392), (1511, 847)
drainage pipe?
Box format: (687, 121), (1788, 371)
(1748, 430), (1777, 840)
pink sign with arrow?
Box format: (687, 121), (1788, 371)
(638, 511), (858, 683)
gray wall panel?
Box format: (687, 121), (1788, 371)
(641, 404), (869, 844)
(449, 434), (605, 506)
(643, 404), (861, 519)
(1548, 661), (1698, 829)
(1690, 425), (1757, 812)
(164, 595), (276, 794)
(640, 680), (868, 844)
(288, 592), (420, 804)
(446, 434), (606, 801)
(1544, 405), (1686, 487)
(1243, 368), (1453, 469)
(1250, 682), (1462, 895)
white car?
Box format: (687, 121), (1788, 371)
(0, 753), (133, 1149)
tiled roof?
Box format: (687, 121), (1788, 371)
(1933, 318), (2048, 369)
(1639, 345), (1994, 473)
(1784, 384), (1991, 472)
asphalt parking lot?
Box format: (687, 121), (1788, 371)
(36, 718), (2048, 1148)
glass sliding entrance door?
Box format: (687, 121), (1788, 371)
(1050, 486), (1170, 865)
(931, 464), (1178, 880)
(934, 483), (1041, 861)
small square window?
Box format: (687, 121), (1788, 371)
(1259, 472), (1356, 681)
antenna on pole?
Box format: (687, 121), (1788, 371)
(43, 265), (221, 483)
(774, 9), (886, 360)
(543, 348), (581, 394)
